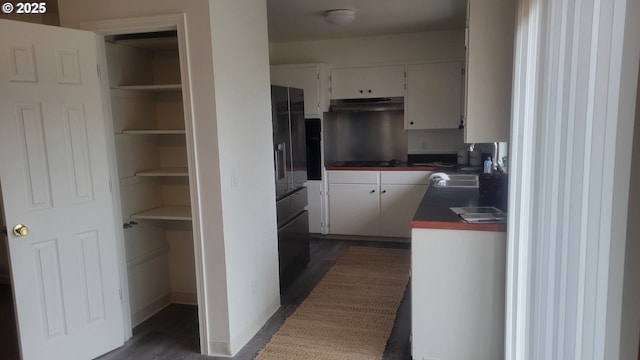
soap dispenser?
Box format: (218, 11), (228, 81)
(483, 157), (492, 173)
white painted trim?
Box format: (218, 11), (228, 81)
(126, 244), (170, 268)
(80, 14), (184, 36)
(131, 294), (172, 326)
(230, 299), (280, 357)
(81, 14), (208, 354)
(205, 298), (278, 357)
(91, 33), (133, 341)
(171, 291), (197, 305)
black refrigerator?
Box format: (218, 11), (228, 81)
(271, 85), (310, 292)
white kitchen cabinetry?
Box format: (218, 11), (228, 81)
(464, 0), (516, 142)
(330, 65), (405, 99)
(327, 170), (430, 237)
(270, 63), (330, 118)
(412, 228), (506, 360)
(379, 171), (431, 237)
(105, 34), (197, 325)
(327, 171), (379, 236)
(305, 180), (325, 233)
(406, 61), (464, 130)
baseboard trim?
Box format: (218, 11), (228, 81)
(229, 298), (280, 356)
(131, 293), (172, 326)
(171, 291), (197, 305)
(204, 298), (280, 357)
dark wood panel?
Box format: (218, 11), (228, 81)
(0, 284), (19, 360)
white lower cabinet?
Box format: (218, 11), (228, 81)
(327, 170), (430, 237)
(412, 228), (506, 360)
(328, 183), (380, 236)
(379, 184), (428, 237)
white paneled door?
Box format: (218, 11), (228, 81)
(0, 20), (124, 359)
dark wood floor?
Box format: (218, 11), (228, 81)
(1, 238), (412, 360)
(0, 283), (20, 360)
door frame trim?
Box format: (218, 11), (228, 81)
(81, 14), (207, 348)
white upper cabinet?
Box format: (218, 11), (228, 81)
(406, 61), (464, 130)
(330, 65), (405, 99)
(270, 63), (330, 118)
(464, 0), (516, 143)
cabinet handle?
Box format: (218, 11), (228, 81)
(368, 89), (372, 93)
(381, 190), (387, 194)
(369, 189), (376, 194)
(410, 121), (414, 125)
(359, 90), (364, 94)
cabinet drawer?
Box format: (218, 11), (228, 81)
(380, 171), (431, 185)
(276, 187), (308, 227)
(327, 170), (378, 184)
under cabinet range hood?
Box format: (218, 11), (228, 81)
(329, 97), (404, 112)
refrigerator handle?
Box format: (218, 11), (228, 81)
(275, 142), (286, 180)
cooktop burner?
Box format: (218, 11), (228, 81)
(331, 159), (401, 167)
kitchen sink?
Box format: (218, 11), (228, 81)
(431, 174), (479, 188)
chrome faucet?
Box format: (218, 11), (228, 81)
(492, 142), (507, 173)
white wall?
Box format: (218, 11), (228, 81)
(270, 30), (468, 154)
(208, 0), (280, 354)
(269, 30), (465, 66)
(407, 129), (466, 154)
(58, 0), (279, 356)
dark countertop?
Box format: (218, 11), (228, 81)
(325, 162), (436, 171)
(411, 185), (507, 232)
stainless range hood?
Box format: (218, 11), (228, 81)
(329, 97), (404, 112)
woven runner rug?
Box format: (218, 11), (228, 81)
(255, 246), (411, 360)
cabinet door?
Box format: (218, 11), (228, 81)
(365, 65), (406, 98)
(306, 180), (324, 233)
(270, 64), (326, 117)
(328, 183), (379, 236)
(331, 65), (405, 99)
(406, 62), (463, 129)
(330, 67), (368, 99)
(379, 184), (427, 237)
(465, 0), (516, 142)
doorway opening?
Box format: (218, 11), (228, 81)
(0, 184), (20, 360)
(101, 28), (201, 343)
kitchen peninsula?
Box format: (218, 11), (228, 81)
(410, 181), (507, 360)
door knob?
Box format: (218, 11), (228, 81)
(12, 224), (29, 237)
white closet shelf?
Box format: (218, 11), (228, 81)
(121, 129), (186, 135)
(136, 167), (189, 177)
(112, 84), (182, 91)
(131, 206), (191, 221)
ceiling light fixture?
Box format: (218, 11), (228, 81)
(324, 9), (356, 25)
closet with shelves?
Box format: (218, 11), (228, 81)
(104, 31), (197, 324)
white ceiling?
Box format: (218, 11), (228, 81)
(266, 0), (467, 43)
